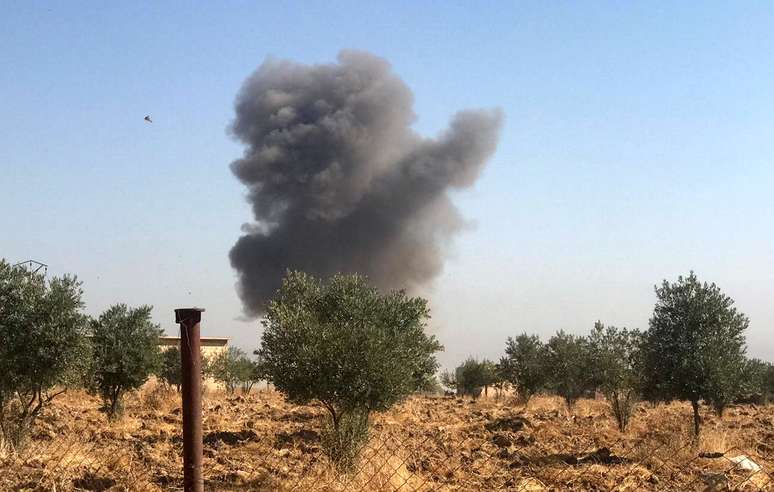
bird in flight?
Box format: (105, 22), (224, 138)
(144, 115), (152, 123)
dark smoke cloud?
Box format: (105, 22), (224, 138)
(229, 50), (502, 316)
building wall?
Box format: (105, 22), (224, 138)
(157, 337), (230, 390)
(158, 337), (229, 360)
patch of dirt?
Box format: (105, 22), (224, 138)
(0, 389), (772, 491)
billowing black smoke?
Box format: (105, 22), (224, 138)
(229, 50), (502, 316)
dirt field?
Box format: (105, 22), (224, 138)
(1, 387), (772, 491)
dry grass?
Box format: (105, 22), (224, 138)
(0, 388), (771, 491)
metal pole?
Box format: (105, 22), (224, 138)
(175, 307), (205, 492)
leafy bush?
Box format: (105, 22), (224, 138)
(642, 272), (748, 437)
(258, 271), (442, 470)
(90, 304), (163, 418)
(0, 261), (89, 448)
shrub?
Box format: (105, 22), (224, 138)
(0, 261), (89, 449)
(90, 304), (163, 418)
(258, 271), (442, 470)
(642, 272), (748, 437)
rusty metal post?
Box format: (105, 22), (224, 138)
(175, 307), (205, 492)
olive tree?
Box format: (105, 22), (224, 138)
(440, 370), (459, 393)
(501, 334), (549, 403)
(480, 359), (498, 397)
(258, 271), (442, 470)
(453, 358), (488, 398)
(0, 261), (90, 448)
(158, 346), (212, 393)
(545, 331), (595, 411)
(209, 347), (261, 394)
(642, 272), (748, 438)
(739, 358), (774, 404)
(158, 347), (183, 392)
(90, 304), (162, 418)
(588, 321), (643, 432)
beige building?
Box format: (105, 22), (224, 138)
(158, 335), (229, 359)
(156, 335), (230, 390)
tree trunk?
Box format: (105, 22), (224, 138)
(691, 399), (701, 439)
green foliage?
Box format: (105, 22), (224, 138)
(209, 347), (261, 394)
(492, 360), (510, 398)
(90, 304), (162, 418)
(440, 370), (458, 391)
(479, 359), (498, 397)
(159, 347), (182, 391)
(0, 261), (89, 448)
(545, 331), (595, 411)
(740, 358), (774, 404)
(443, 358), (498, 398)
(642, 272), (749, 437)
(587, 321), (643, 432)
(449, 358), (488, 398)
(501, 334), (549, 403)
(258, 271), (442, 469)
(157, 346), (213, 393)
(766, 364), (774, 402)
(320, 408), (370, 472)
(415, 374), (443, 396)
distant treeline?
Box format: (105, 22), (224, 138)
(443, 272), (774, 436)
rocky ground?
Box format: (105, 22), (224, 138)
(0, 386), (772, 491)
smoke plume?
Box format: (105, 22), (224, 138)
(229, 50), (502, 316)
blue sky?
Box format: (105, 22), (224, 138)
(2, 1), (772, 367)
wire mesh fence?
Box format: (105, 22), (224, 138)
(1, 391), (772, 491)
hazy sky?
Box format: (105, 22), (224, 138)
(2, 1), (772, 369)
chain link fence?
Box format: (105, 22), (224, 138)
(1, 393), (772, 491)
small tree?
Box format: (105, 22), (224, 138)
(492, 360), (509, 399)
(545, 331), (594, 411)
(91, 304), (162, 418)
(238, 356), (263, 394)
(416, 375), (444, 396)
(642, 272), (748, 438)
(588, 321), (643, 432)
(209, 347), (254, 393)
(501, 334), (549, 403)
(440, 370), (459, 393)
(739, 358), (774, 404)
(258, 271), (442, 470)
(159, 347), (182, 392)
(766, 363), (774, 403)
(0, 261), (89, 448)
(157, 346), (212, 393)
(452, 358), (487, 398)
(480, 359), (498, 397)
